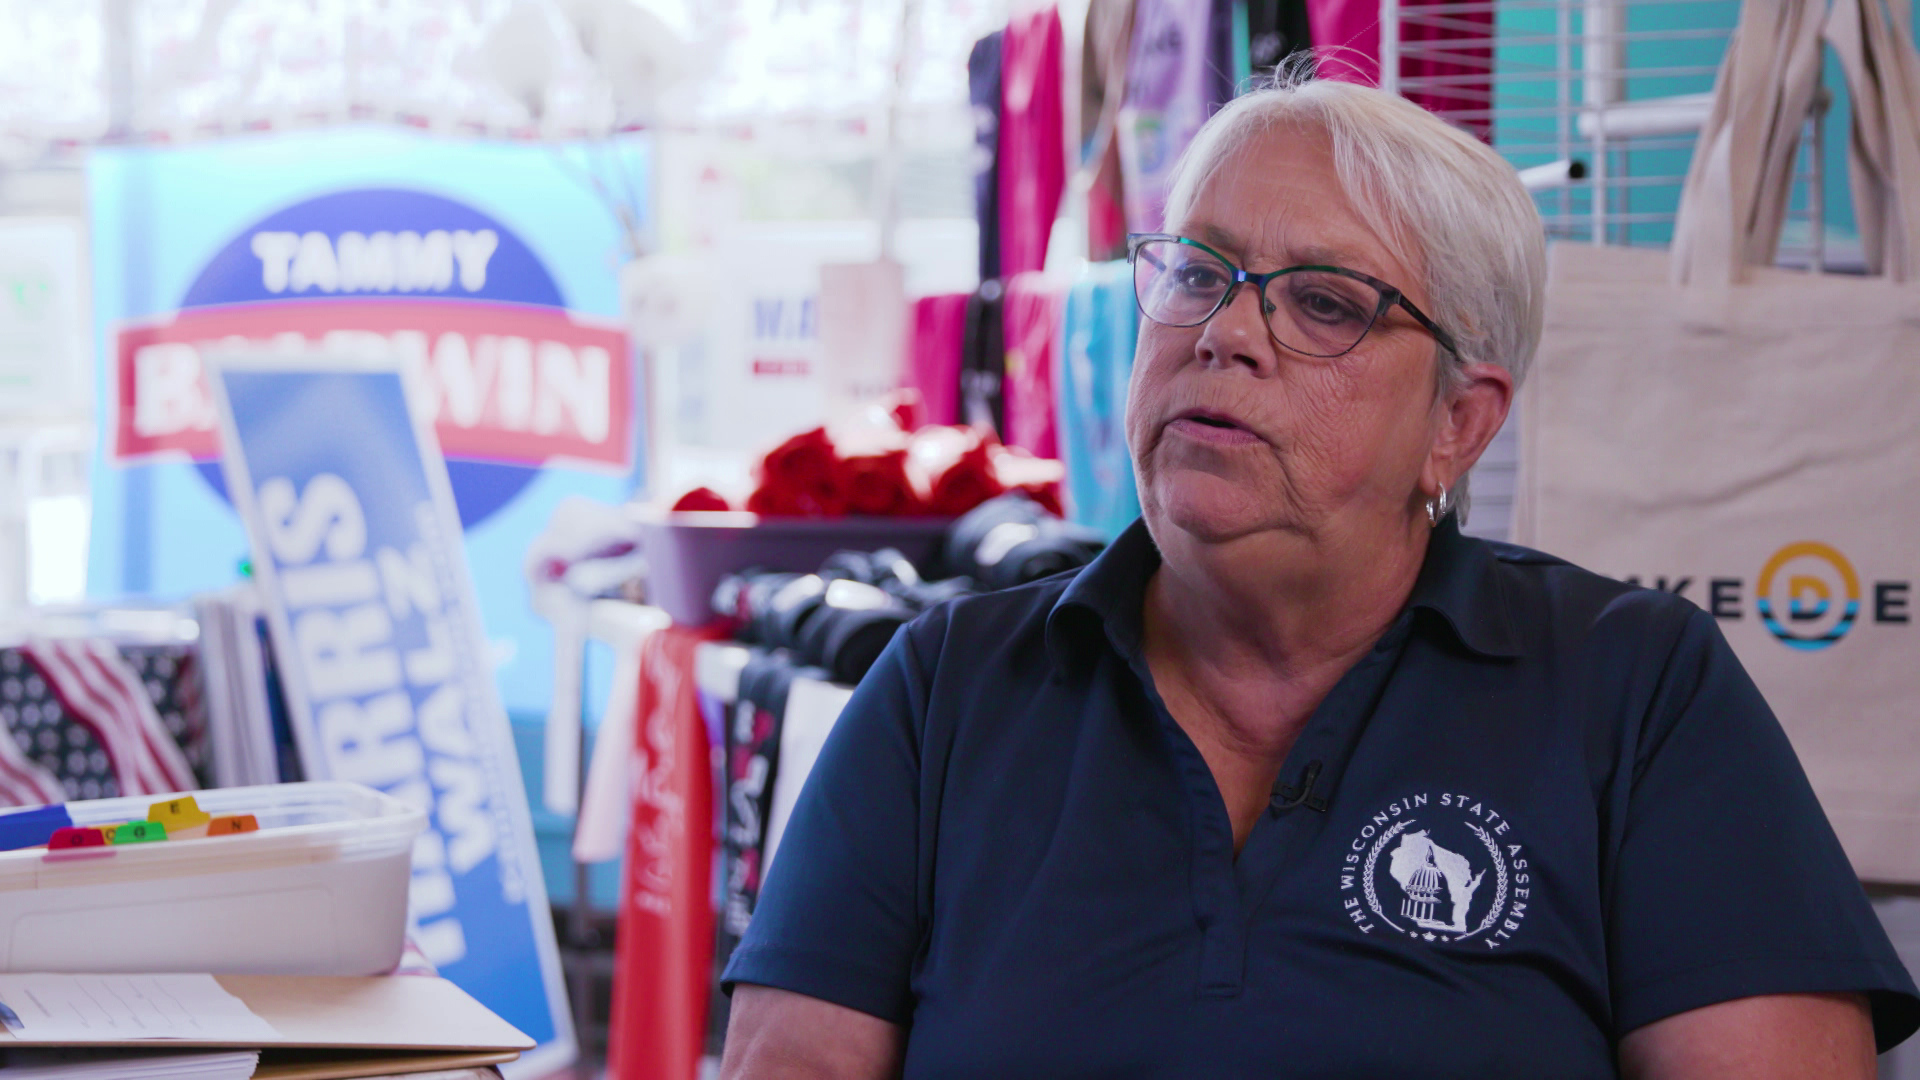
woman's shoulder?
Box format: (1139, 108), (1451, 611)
(1476, 536), (1716, 655)
(902, 567), (1085, 667)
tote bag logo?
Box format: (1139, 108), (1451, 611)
(1624, 540), (1909, 652)
(1756, 542), (1861, 650)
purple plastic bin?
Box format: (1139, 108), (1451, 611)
(635, 510), (955, 626)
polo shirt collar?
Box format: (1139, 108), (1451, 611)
(1410, 515), (1523, 659)
(1046, 518), (1159, 667)
(1045, 515), (1524, 668)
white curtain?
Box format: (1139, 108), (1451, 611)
(0, 0), (1008, 160)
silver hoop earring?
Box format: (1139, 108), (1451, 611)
(1426, 483), (1450, 528)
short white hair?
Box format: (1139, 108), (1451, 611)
(1162, 69), (1547, 392)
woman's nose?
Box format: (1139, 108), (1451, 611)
(1193, 282), (1279, 377)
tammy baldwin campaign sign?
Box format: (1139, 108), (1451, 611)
(87, 127), (646, 728)
(114, 194), (628, 474)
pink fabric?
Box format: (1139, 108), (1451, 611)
(1000, 272), (1064, 460)
(1404, 0), (1493, 139)
(1088, 167), (1129, 262)
(1309, 0), (1492, 140)
(907, 294), (969, 427)
(998, 7), (1067, 277)
(1307, 0), (1381, 86)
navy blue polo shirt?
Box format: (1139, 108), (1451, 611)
(723, 518), (1920, 1076)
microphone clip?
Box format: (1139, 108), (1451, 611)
(1273, 760), (1329, 813)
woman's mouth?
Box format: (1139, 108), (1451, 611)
(1168, 410), (1262, 445)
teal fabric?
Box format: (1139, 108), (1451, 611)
(512, 711), (624, 912)
(1056, 260), (1142, 541)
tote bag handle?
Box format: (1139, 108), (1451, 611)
(1824, 0), (1920, 279)
(1669, 0), (1828, 284)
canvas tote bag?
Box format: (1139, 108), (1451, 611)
(1513, 0), (1920, 882)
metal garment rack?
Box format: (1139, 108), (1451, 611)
(528, 592), (671, 1065)
(1377, 0), (1833, 543)
(1380, 0), (1830, 264)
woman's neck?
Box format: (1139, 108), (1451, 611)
(1142, 513), (1430, 760)
(1151, 516), (1429, 674)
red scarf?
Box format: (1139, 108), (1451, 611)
(606, 621), (730, 1080)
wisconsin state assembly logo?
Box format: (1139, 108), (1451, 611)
(1338, 793), (1533, 948)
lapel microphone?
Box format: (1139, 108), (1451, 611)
(1273, 760), (1328, 812)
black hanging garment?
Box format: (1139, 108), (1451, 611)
(708, 650), (805, 1051)
(969, 31), (1006, 283)
(961, 279), (1008, 438)
(1246, 0), (1315, 76)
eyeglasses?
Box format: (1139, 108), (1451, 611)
(1127, 233), (1460, 360)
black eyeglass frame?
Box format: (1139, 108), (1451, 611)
(1126, 232), (1461, 360)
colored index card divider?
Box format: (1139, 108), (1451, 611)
(206, 815), (258, 837)
(0, 805), (72, 851)
(111, 821), (167, 845)
(47, 827), (106, 850)
(148, 796), (210, 832)
(98, 824), (119, 843)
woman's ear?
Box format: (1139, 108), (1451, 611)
(1426, 362), (1515, 491)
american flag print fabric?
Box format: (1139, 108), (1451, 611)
(19, 639), (198, 799)
(0, 649), (72, 806)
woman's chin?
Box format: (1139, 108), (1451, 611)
(1150, 477), (1287, 544)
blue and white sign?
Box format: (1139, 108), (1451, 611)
(209, 351), (573, 1077)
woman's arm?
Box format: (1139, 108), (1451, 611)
(717, 623), (933, 1076)
(1619, 992), (1876, 1079)
(720, 985), (906, 1080)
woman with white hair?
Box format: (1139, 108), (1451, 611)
(716, 72), (1919, 1077)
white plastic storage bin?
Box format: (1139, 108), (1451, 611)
(0, 781), (425, 976)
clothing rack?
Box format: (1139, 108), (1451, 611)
(534, 594), (668, 1060)
(1379, 0), (1833, 264)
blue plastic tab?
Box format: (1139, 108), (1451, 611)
(0, 805), (73, 851)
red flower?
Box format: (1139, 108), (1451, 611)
(842, 450), (926, 516)
(748, 428), (849, 517)
(928, 441), (1007, 516)
(670, 487), (732, 512)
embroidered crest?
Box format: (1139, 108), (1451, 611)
(1338, 793), (1532, 947)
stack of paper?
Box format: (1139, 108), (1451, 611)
(0, 973), (527, 1080)
(0, 1048), (258, 1078)
(194, 587), (285, 787)
(0, 974), (281, 1045)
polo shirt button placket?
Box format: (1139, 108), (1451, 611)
(1181, 747), (1248, 997)
(1193, 862), (1246, 996)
